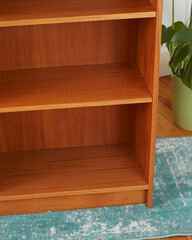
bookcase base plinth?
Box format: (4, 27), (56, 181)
(0, 190), (146, 216)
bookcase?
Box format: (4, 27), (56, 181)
(0, 0), (163, 215)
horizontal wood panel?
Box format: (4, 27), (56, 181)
(0, 64), (152, 113)
(0, 0), (156, 27)
(0, 144), (148, 202)
(0, 190), (146, 215)
(0, 20), (137, 71)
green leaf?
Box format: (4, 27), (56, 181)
(161, 25), (167, 45)
(161, 22), (187, 46)
(172, 29), (192, 43)
(189, 4), (192, 29)
(161, 26), (175, 45)
(181, 56), (192, 90)
(174, 21), (187, 32)
(162, 24), (166, 30)
(169, 42), (192, 76)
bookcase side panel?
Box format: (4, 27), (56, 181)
(135, 0), (163, 208)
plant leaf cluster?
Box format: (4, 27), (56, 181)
(161, 5), (192, 90)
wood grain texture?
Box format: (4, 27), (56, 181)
(0, 190), (146, 216)
(134, 103), (152, 182)
(0, 144), (148, 200)
(0, 0), (163, 215)
(0, 64), (152, 113)
(0, 0), (156, 27)
(0, 20), (137, 71)
(0, 105), (133, 152)
(0, 144), (147, 215)
(148, 2), (163, 208)
(136, 0), (163, 208)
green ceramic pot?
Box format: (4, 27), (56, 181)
(172, 75), (192, 131)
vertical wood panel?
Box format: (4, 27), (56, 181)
(0, 112), (45, 152)
(137, 16), (158, 95)
(134, 103), (152, 180)
(0, 105), (133, 152)
(0, 20), (137, 71)
(135, 0), (163, 208)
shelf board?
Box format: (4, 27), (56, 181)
(0, 0), (156, 27)
(0, 63), (152, 113)
(0, 144), (148, 202)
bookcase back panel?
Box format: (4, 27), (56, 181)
(0, 20), (137, 71)
(0, 105), (134, 152)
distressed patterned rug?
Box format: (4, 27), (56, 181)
(0, 137), (192, 240)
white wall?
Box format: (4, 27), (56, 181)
(160, 0), (192, 77)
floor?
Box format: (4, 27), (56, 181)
(151, 76), (192, 240)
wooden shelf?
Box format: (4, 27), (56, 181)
(0, 0), (156, 27)
(0, 144), (148, 215)
(0, 64), (152, 113)
(0, 144), (148, 200)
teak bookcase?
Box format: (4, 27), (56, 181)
(0, 0), (163, 215)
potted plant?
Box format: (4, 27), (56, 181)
(161, 0), (192, 131)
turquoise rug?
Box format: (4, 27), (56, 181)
(0, 137), (192, 240)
